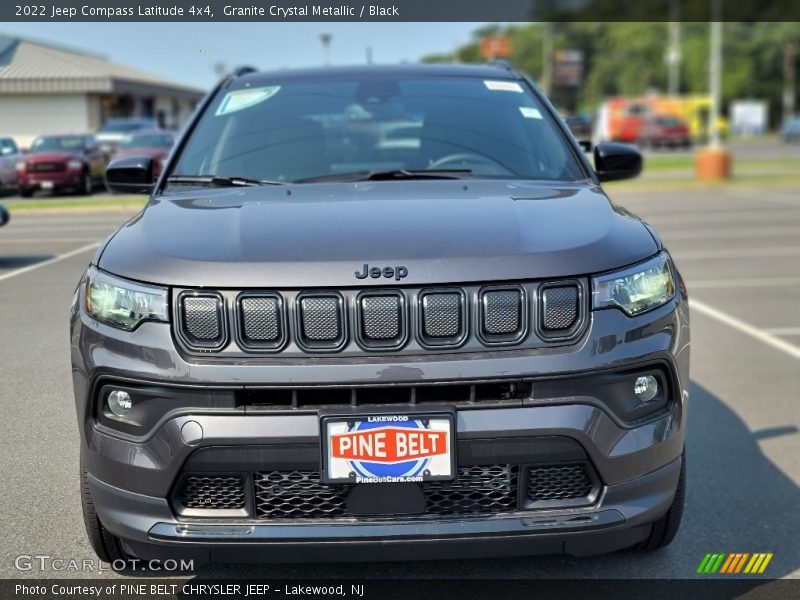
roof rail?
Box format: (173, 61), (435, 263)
(488, 59), (514, 72)
(232, 65), (258, 77)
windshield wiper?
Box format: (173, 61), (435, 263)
(294, 169), (472, 184)
(166, 174), (285, 187)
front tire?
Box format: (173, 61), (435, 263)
(80, 169), (93, 196)
(635, 449), (686, 550)
(80, 453), (129, 563)
(19, 187), (34, 198)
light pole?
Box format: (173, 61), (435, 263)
(708, 13), (722, 147)
(695, 0), (730, 181)
(319, 33), (332, 66)
(667, 21), (681, 96)
(542, 23), (553, 96)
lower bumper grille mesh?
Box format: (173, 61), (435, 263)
(526, 464), (593, 501)
(253, 470), (349, 519)
(179, 475), (245, 510)
(250, 465), (519, 520)
(177, 462), (596, 519)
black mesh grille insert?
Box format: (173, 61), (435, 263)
(240, 295), (282, 344)
(179, 475), (245, 509)
(181, 296), (222, 344)
(526, 464), (593, 501)
(541, 286), (579, 331)
(481, 288), (524, 341)
(252, 465), (518, 519)
(424, 464), (518, 515)
(298, 295), (343, 347)
(361, 295), (401, 341)
(254, 470), (349, 519)
(420, 291), (464, 343)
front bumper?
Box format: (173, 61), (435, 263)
(71, 289), (689, 560)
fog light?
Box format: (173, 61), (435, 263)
(633, 375), (658, 403)
(107, 390), (133, 418)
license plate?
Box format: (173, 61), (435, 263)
(40, 181), (54, 190)
(321, 413), (455, 484)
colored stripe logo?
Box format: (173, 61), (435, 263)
(697, 553), (773, 574)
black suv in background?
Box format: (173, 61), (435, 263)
(74, 64), (689, 564)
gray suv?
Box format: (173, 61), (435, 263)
(73, 64), (689, 565)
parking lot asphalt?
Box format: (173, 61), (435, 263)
(0, 183), (798, 582)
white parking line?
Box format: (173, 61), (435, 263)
(764, 327), (800, 336)
(0, 242), (99, 283)
(675, 246), (800, 260)
(691, 299), (800, 361)
(689, 277), (800, 289)
(660, 226), (800, 240)
(0, 238), (98, 244)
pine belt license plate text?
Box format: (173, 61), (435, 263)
(322, 413), (455, 484)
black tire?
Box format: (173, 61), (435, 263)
(80, 453), (129, 563)
(80, 169), (93, 196)
(19, 187), (33, 198)
(635, 449), (686, 550)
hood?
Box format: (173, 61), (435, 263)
(98, 181), (658, 288)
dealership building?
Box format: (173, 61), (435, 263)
(0, 35), (203, 147)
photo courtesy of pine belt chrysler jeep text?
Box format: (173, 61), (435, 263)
(72, 64), (689, 564)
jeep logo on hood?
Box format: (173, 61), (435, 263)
(355, 264), (408, 281)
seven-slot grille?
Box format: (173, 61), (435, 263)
(175, 281), (584, 354)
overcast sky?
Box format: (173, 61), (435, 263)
(4, 22), (484, 91)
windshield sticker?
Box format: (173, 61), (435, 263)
(519, 107), (543, 119)
(484, 80), (523, 93)
(215, 86), (281, 116)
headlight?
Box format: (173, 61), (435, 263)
(592, 252), (675, 316)
(67, 159), (83, 170)
(85, 266), (169, 330)
(15, 161), (26, 171)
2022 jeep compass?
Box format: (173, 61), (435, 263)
(72, 64), (689, 564)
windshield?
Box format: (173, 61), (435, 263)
(30, 136), (84, 153)
(119, 133), (174, 149)
(170, 75), (585, 184)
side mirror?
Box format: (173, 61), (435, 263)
(594, 142), (642, 182)
(105, 156), (154, 194)
(0, 204), (9, 227)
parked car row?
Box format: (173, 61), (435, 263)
(1, 121), (176, 198)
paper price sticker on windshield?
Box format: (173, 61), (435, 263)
(484, 80), (523, 93)
(216, 86), (281, 116)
